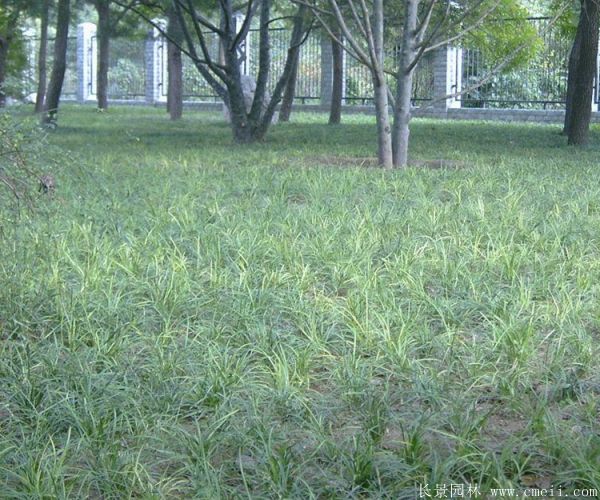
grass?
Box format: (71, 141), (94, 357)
(1, 105), (600, 498)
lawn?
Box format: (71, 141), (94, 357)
(1, 106), (600, 498)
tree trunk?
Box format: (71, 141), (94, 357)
(255, 4), (308, 139)
(392, 0), (419, 167)
(167, 6), (183, 120)
(0, 35), (8, 108)
(96, 0), (111, 110)
(279, 49), (299, 122)
(567, 0), (599, 145)
(374, 77), (393, 168)
(373, 0), (393, 168)
(35, 0), (50, 114)
(329, 33), (343, 125)
(43, 0), (71, 125)
(563, 9), (583, 136)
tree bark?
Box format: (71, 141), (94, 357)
(167, 5), (183, 120)
(35, 0), (50, 114)
(0, 35), (8, 108)
(329, 33), (343, 125)
(392, 0), (419, 167)
(279, 49), (299, 122)
(563, 7), (583, 136)
(43, 0), (71, 125)
(96, 0), (111, 110)
(172, 0), (308, 143)
(373, 0), (393, 168)
(566, 0), (599, 145)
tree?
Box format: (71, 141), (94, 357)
(0, 3), (25, 108)
(89, 1), (141, 110)
(35, 0), (50, 113)
(43, 0), (71, 125)
(298, 0), (543, 167)
(129, 0), (310, 143)
(328, 29), (343, 124)
(167, 3), (183, 120)
(279, 46), (300, 122)
(564, 0), (599, 145)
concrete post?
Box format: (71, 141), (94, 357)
(233, 12), (251, 76)
(77, 23), (97, 103)
(145, 22), (167, 105)
(320, 31), (333, 107)
(433, 45), (462, 111)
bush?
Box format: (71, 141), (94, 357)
(0, 113), (66, 226)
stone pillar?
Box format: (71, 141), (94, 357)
(77, 23), (97, 103)
(320, 31), (333, 107)
(233, 12), (251, 76)
(433, 45), (462, 111)
(145, 22), (167, 105)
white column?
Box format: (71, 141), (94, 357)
(320, 33), (346, 106)
(433, 45), (462, 110)
(321, 31), (333, 107)
(233, 12), (251, 76)
(145, 21), (167, 105)
(77, 22), (97, 103)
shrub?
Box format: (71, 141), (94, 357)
(0, 113), (66, 226)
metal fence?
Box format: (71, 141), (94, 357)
(460, 17), (573, 109)
(17, 19), (580, 109)
(21, 36), (77, 99)
(107, 36), (146, 100)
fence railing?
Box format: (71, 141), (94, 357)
(15, 19), (595, 111)
(21, 36), (78, 98)
(460, 17), (574, 109)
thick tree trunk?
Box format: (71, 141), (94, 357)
(35, 0), (50, 114)
(392, 0), (419, 167)
(96, 0), (111, 110)
(167, 6), (183, 120)
(43, 0), (71, 125)
(279, 50), (299, 122)
(329, 33), (343, 125)
(567, 0), (599, 145)
(0, 36), (8, 108)
(563, 9), (583, 136)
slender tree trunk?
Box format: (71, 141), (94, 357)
(392, 0), (419, 167)
(167, 6), (183, 120)
(373, 0), (393, 168)
(35, 0), (50, 114)
(0, 36), (8, 108)
(255, 4), (308, 139)
(374, 77), (393, 168)
(43, 0), (71, 125)
(329, 33), (343, 125)
(567, 0), (599, 145)
(279, 49), (299, 122)
(96, 0), (111, 110)
(224, 2), (256, 143)
(563, 8), (583, 136)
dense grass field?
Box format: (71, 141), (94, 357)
(1, 106), (600, 498)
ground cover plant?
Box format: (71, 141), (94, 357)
(1, 106), (600, 498)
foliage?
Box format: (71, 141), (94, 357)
(0, 8), (27, 98)
(458, 1), (544, 71)
(0, 112), (64, 224)
(1, 105), (600, 497)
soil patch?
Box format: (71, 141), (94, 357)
(310, 155), (469, 169)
